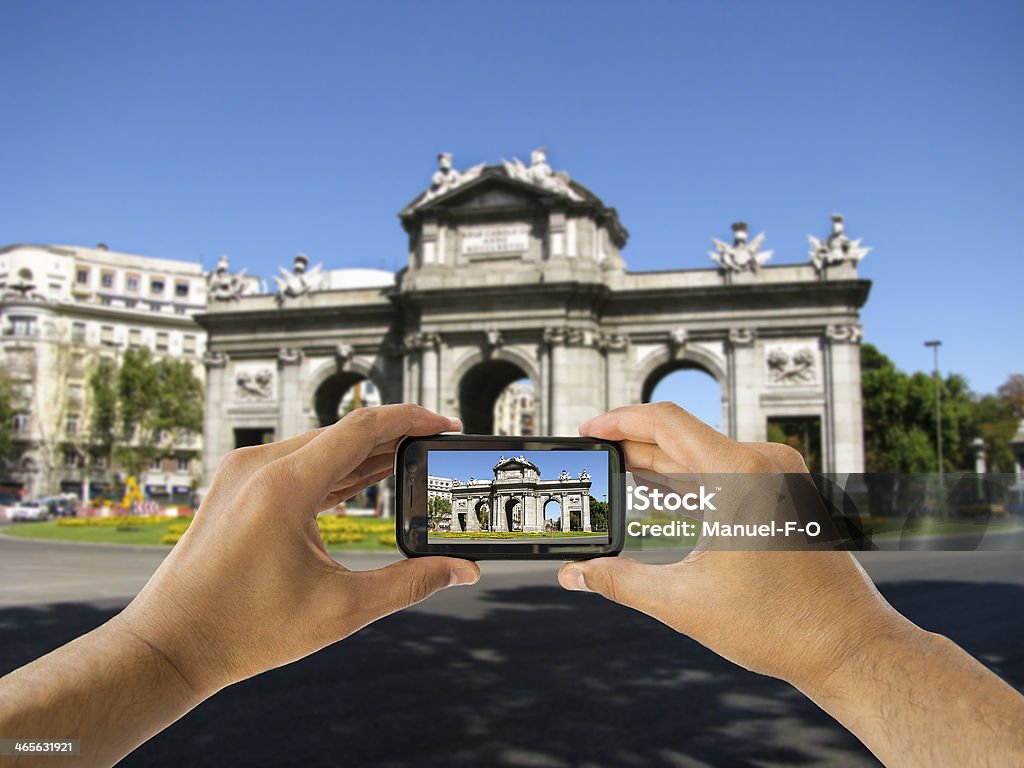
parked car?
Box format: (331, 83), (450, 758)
(11, 501), (50, 522)
(39, 496), (76, 518)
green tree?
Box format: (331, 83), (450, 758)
(427, 496), (452, 531)
(588, 497), (608, 532)
(861, 345), (1020, 473)
(0, 369), (17, 464)
(88, 358), (119, 478)
(87, 349), (204, 482)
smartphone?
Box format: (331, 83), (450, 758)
(396, 434), (625, 560)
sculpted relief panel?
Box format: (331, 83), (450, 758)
(765, 343), (820, 387)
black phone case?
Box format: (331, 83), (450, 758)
(395, 434), (625, 560)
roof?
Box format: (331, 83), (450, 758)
(493, 455), (541, 473)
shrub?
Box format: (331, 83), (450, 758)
(57, 515), (169, 527)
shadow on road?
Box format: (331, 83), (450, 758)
(1, 581), (1022, 767)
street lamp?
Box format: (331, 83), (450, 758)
(924, 340), (943, 514)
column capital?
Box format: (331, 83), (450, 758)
(277, 347), (303, 366)
(203, 350), (228, 369)
(728, 327), (757, 347)
(824, 324), (863, 344)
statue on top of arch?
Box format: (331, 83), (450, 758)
(273, 253), (327, 304)
(709, 221), (773, 273)
(808, 214), (871, 272)
(206, 255), (262, 302)
(503, 147), (583, 201)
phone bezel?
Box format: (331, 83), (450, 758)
(395, 434), (625, 560)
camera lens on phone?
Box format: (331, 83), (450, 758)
(406, 461), (419, 474)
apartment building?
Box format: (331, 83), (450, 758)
(0, 243), (208, 502)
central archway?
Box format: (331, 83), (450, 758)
(314, 372), (381, 428)
(458, 359), (532, 434)
(642, 361), (725, 434)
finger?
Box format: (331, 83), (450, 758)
(557, 557), (681, 615)
(353, 557), (480, 619)
(201, 426), (333, 512)
(579, 403), (725, 472)
(614, 439), (682, 474)
(745, 442), (808, 473)
(272, 404), (460, 510)
(321, 462), (394, 511)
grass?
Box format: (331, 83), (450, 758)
(2, 518), (400, 551)
(3, 519), (179, 546)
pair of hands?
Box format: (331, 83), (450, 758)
(115, 401), (900, 700)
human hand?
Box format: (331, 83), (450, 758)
(557, 402), (910, 692)
(114, 404), (481, 698)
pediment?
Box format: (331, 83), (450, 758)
(401, 169), (558, 219)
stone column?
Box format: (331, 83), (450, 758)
(824, 325), (866, 473)
(419, 333), (441, 413)
(560, 494), (570, 532)
(277, 347), (304, 439)
(403, 333), (422, 404)
(582, 491), (591, 532)
(201, 351), (230, 487)
(727, 328), (760, 442)
(546, 326), (603, 435)
(600, 333), (631, 411)
(540, 339), (552, 434)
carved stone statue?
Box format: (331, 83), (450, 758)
(808, 214), (871, 272)
(485, 328), (503, 349)
(235, 368), (274, 400)
(206, 255), (251, 302)
(710, 222), (773, 272)
(502, 147), (583, 201)
(669, 328), (689, 348)
(578, 469), (591, 482)
(558, 469), (570, 482)
(273, 254), (326, 304)
(766, 346), (817, 385)
(418, 152), (485, 205)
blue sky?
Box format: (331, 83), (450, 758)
(427, 450), (609, 502)
(3, 1), (1021, 427)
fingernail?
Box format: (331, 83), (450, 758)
(447, 417), (463, 432)
(565, 567), (589, 592)
(449, 566), (478, 586)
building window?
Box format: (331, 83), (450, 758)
(176, 457), (190, 473)
(101, 270), (115, 289)
(65, 417), (79, 436)
(76, 267), (90, 285)
(156, 332), (169, 351)
(183, 335), (196, 354)
(64, 450), (78, 469)
(149, 302), (162, 312)
(125, 299), (137, 309)
(13, 413), (30, 433)
(150, 278), (165, 295)
(175, 305), (186, 315)
(71, 321), (86, 343)
(100, 325), (115, 345)
(5, 315), (37, 337)
(100, 296), (112, 306)
(126, 274), (140, 292)
(150, 457), (163, 470)
(128, 328), (142, 347)
(175, 281), (190, 298)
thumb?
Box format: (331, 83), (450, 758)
(356, 557), (481, 619)
(558, 557), (675, 614)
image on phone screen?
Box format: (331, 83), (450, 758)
(425, 450), (611, 544)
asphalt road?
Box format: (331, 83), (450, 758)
(1, 535), (1022, 767)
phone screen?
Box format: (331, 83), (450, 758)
(425, 449), (611, 545)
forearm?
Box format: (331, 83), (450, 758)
(799, 619), (1024, 767)
(0, 614), (210, 767)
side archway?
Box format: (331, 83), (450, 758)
(637, 347), (728, 435)
(452, 346), (542, 435)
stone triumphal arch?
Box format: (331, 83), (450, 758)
(197, 148), (871, 488)
(429, 455), (592, 534)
